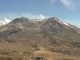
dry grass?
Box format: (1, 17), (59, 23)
(33, 50), (80, 60)
(0, 42), (80, 60)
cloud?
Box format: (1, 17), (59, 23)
(50, 0), (76, 10)
(60, 0), (71, 5)
(60, 0), (76, 10)
(27, 14), (46, 20)
(0, 18), (11, 26)
(38, 14), (46, 20)
(4, 18), (11, 23)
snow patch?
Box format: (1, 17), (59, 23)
(63, 22), (69, 26)
(56, 18), (69, 26)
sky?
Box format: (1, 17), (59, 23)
(0, 0), (80, 27)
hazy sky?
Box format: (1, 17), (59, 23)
(0, 0), (80, 27)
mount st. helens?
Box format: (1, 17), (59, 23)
(0, 17), (80, 60)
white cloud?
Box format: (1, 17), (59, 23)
(60, 0), (71, 6)
(60, 0), (76, 10)
(4, 18), (11, 23)
(50, 0), (76, 10)
(24, 14), (46, 20)
(0, 18), (11, 26)
(38, 14), (46, 20)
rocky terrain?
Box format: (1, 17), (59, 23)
(0, 17), (80, 60)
